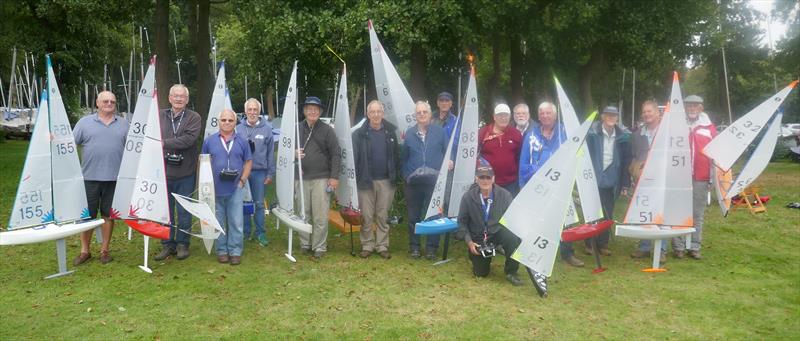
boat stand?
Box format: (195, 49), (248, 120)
(643, 239), (667, 272)
(94, 226), (103, 244)
(138, 235), (153, 273)
(433, 232), (454, 266)
(44, 238), (74, 280)
(589, 237), (606, 274)
(348, 221), (356, 257)
(282, 221), (297, 263)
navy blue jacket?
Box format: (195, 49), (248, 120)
(352, 120), (399, 190)
(585, 122), (632, 190)
(401, 124), (448, 181)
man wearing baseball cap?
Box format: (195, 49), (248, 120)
(478, 103), (523, 196)
(432, 91), (458, 139)
(457, 161), (523, 286)
(297, 96), (341, 259)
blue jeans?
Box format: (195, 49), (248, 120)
(639, 239), (668, 253)
(216, 186), (244, 256)
(243, 170), (268, 240)
(164, 174), (196, 248)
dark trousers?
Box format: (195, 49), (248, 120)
(163, 174), (196, 248)
(405, 183), (440, 252)
(469, 228), (521, 277)
(586, 187), (616, 249)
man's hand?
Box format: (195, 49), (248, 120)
(296, 148), (305, 159)
(238, 178), (246, 188)
(448, 160), (454, 171)
(467, 241), (480, 256)
(328, 178), (339, 191)
(264, 177), (273, 185)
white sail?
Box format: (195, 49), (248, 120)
(197, 154), (218, 253)
(172, 193), (224, 238)
(275, 62), (298, 213)
(9, 91), (53, 229)
(555, 77), (603, 223)
(333, 66), (359, 210)
(47, 57), (90, 223)
(726, 113), (783, 200)
(204, 61), (234, 138)
(112, 57), (156, 220)
(703, 81), (797, 172)
(423, 117), (458, 220)
(127, 92), (170, 224)
(368, 20), (415, 143)
(711, 167), (733, 216)
(447, 68), (479, 217)
(503, 114), (596, 276)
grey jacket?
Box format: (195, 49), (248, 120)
(457, 183), (514, 244)
(298, 119), (341, 180)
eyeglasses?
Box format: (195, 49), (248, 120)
(219, 119), (235, 123)
(102, 100), (116, 104)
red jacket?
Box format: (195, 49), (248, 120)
(478, 124), (522, 186)
(689, 113), (717, 181)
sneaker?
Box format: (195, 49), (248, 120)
(599, 248), (612, 257)
(410, 249), (421, 259)
(73, 252), (91, 266)
(176, 244), (190, 260)
(217, 254), (230, 263)
(584, 246), (594, 255)
(506, 273), (524, 286)
(674, 250), (686, 259)
(359, 250), (372, 258)
(99, 250), (113, 264)
(564, 255), (584, 267)
(154, 247), (175, 261)
(630, 250), (650, 259)
(313, 251), (326, 259)
(425, 250), (437, 261)
(229, 256), (241, 265)
(687, 250), (702, 260)
(379, 251), (391, 259)
(257, 235), (269, 247)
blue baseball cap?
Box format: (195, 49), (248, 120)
(437, 92), (454, 101)
(303, 96), (324, 109)
(601, 106), (620, 115)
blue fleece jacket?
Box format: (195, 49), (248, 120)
(236, 118), (275, 178)
(401, 124), (448, 180)
(518, 123), (567, 188)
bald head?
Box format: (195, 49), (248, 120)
(96, 91), (117, 117)
(218, 109), (238, 135)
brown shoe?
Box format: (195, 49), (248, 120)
(379, 251), (391, 259)
(630, 250), (650, 259)
(359, 250), (372, 258)
(217, 254), (230, 263)
(674, 250), (686, 259)
(99, 250), (113, 264)
(564, 255), (585, 267)
(584, 246), (594, 255)
(599, 248), (612, 256)
(229, 256), (241, 265)
(687, 250), (702, 260)
(73, 252), (91, 266)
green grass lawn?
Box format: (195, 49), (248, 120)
(1, 139), (798, 339)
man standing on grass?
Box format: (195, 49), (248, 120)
(236, 98), (275, 247)
(155, 84), (202, 261)
(72, 91), (129, 265)
(353, 100), (399, 259)
(673, 95), (716, 260)
(297, 96), (341, 259)
(458, 162), (523, 286)
(202, 109), (252, 265)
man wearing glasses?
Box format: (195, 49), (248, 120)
(155, 84), (202, 261)
(202, 109), (252, 265)
(236, 98), (275, 247)
(457, 161), (523, 286)
(72, 91), (130, 265)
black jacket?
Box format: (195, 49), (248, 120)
(298, 119), (341, 180)
(352, 120), (399, 190)
(457, 183), (514, 244)
(159, 108), (201, 180)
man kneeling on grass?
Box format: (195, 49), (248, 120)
(458, 161), (523, 286)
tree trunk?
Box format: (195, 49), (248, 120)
(265, 85), (275, 120)
(578, 44), (607, 115)
(409, 45), (427, 101)
(349, 84), (362, 125)
(486, 32), (502, 123)
(509, 34), (524, 104)
(154, 0), (170, 109)
(194, 0), (212, 139)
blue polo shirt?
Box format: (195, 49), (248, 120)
(73, 113), (129, 181)
(202, 132), (252, 196)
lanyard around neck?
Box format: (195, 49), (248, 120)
(480, 189), (494, 242)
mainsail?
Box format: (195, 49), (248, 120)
(333, 65), (358, 210)
(503, 114), (596, 276)
(111, 57), (156, 220)
(204, 61), (234, 138)
(368, 20), (415, 143)
(127, 90), (170, 224)
(274, 62), (299, 215)
(446, 67), (479, 217)
(196, 154), (219, 254)
(554, 77), (603, 224)
(702, 81), (797, 172)
(423, 118), (458, 220)
(9, 90), (53, 229)
(726, 112), (783, 200)
(47, 56), (90, 223)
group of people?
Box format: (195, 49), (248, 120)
(68, 84), (717, 286)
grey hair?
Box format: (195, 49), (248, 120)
(244, 98), (261, 112)
(537, 101), (556, 114)
(415, 100), (432, 113)
(169, 84), (190, 97)
(367, 99), (385, 111)
(513, 103), (530, 114)
(217, 108), (237, 120)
